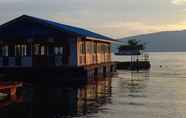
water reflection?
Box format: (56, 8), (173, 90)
(117, 71), (150, 106)
(0, 76), (112, 118)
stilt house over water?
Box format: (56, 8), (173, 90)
(0, 15), (116, 69)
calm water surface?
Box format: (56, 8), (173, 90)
(1, 52), (186, 118)
(108, 52), (186, 118)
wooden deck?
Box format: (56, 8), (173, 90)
(0, 62), (117, 82)
(117, 61), (151, 70)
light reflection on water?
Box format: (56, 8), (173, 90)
(0, 52), (186, 118)
(105, 52), (186, 118)
(0, 77), (113, 118)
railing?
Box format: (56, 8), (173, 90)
(0, 56), (32, 67)
(0, 55), (65, 68)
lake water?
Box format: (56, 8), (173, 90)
(1, 52), (186, 118)
(108, 52), (186, 118)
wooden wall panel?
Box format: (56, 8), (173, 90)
(77, 38), (112, 66)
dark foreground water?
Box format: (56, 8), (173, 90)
(1, 52), (186, 118)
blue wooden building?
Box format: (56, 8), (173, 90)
(0, 15), (116, 76)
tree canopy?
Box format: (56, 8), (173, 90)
(118, 39), (145, 51)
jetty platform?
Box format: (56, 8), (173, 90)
(117, 61), (151, 70)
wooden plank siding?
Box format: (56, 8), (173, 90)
(77, 38), (111, 66)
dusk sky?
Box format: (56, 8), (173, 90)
(1, 0), (186, 38)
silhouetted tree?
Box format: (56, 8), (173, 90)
(118, 39), (145, 51)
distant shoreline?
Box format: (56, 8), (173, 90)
(112, 51), (186, 54)
(144, 50), (186, 53)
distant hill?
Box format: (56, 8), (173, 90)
(113, 30), (186, 52)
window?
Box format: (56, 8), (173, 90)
(90, 42), (94, 53)
(93, 43), (97, 53)
(22, 45), (27, 56)
(41, 46), (45, 56)
(80, 43), (85, 54)
(80, 44), (82, 54)
(15, 44), (27, 56)
(86, 42), (90, 53)
(15, 45), (21, 56)
(34, 44), (40, 55)
(86, 42), (94, 53)
(107, 45), (110, 53)
(101, 44), (105, 53)
(25, 45), (27, 56)
(54, 47), (59, 55)
(54, 46), (63, 55)
(2, 46), (8, 56)
(98, 44), (102, 53)
(59, 47), (63, 55)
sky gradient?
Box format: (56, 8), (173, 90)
(0, 0), (186, 38)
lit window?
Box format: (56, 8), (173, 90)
(22, 45), (27, 56)
(15, 45), (20, 56)
(54, 46), (63, 55)
(15, 44), (27, 56)
(41, 46), (45, 56)
(80, 43), (85, 54)
(55, 47), (59, 55)
(59, 47), (63, 55)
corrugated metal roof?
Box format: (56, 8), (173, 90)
(0, 15), (115, 41)
(31, 15), (113, 40)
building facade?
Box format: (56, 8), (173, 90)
(0, 15), (115, 68)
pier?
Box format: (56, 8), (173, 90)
(117, 61), (151, 70)
(115, 39), (151, 70)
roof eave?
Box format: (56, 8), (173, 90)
(86, 36), (119, 43)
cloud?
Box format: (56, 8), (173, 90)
(0, 0), (186, 38)
(97, 21), (186, 38)
(171, 0), (186, 5)
(0, 0), (24, 3)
